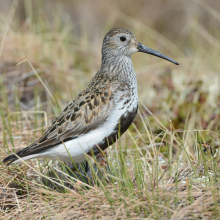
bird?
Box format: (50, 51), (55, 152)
(3, 28), (178, 166)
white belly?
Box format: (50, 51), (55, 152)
(13, 96), (138, 164)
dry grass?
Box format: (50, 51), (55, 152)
(0, 1), (220, 219)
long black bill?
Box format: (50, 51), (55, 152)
(137, 42), (179, 65)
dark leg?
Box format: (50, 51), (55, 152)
(85, 161), (89, 173)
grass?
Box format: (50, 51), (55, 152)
(0, 1), (220, 219)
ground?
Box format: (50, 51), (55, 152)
(0, 1), (220, 219)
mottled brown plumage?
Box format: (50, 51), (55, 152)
(104, 28), (134, 38)
(3, 28), (178, 165)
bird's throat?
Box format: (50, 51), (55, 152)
(100, 55), (137, 87)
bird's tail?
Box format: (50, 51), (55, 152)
(2, 153), (20, 166)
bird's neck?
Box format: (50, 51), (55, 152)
(99, 55), (137, 88)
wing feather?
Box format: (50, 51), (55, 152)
(3, 81), (129, 163)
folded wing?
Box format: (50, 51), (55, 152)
(3, 81), (129, 165)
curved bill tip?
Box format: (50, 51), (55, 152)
(137, 42), (179, 65)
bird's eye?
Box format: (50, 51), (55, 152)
(120, 36), (126, 41)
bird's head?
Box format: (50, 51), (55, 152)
(102, 28), (179, 65)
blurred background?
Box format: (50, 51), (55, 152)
(1, 0), (220, 40)
(1, 0), (220, 133)
(2, 1), (220, 217)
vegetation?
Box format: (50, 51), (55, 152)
(0, 1), (220, 219)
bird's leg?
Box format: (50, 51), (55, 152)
(85, 160), (89, 174)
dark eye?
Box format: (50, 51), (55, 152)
(120, 36), (126, 41)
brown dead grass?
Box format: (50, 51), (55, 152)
(1, 184), (219, 219)
(1, 0), (220, 219)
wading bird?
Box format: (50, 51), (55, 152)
(3, 28), (178, 167)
